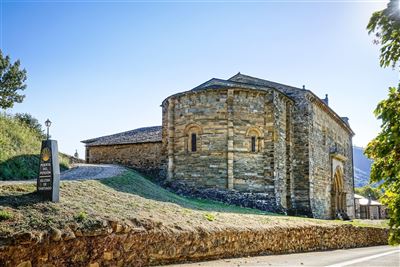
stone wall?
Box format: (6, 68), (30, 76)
(277, 88), (313, 216)
(0, 221), (388, 267)
(274, 87), (354, 219)
(86, 142), (163, 177)
(308, 95), (354, 219)
(162, 88), (293, 210)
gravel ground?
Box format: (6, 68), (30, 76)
(61, 164), (126, 180)
(0, 164), (126, 184)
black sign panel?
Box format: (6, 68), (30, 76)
(37, 140), (60, 202)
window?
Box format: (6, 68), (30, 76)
(185, 123), (202, 153)
(191, 133), (197, 152)
(251, 136), (256, 152)
(246, 127), (262, 153)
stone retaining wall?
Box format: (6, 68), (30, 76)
(165, 180), (284, 214)
(0, 222), (388, 267)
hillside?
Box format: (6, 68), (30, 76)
(353, 146), (373, 187)
(0, 113), (71, 180)
(0, 169), (386, 238)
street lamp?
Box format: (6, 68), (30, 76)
(45, 119), (51, 140)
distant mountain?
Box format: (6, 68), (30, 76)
(353, 146), (373, 187)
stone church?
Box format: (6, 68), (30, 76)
(82, 73), (355, 219)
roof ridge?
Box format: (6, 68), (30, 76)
(81, 125), (162, 144)
(228, 73), (303, 91)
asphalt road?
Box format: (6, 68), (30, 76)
(164, 245), (399, 267)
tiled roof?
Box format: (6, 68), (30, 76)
(81, 126), (162, 146)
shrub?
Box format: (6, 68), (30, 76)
(75, 211), (88, 222)
(204, 213), (215, 222)
(0, 210), (12, 221)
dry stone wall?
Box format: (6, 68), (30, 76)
(0, 222), (388, 267)
(87, 143), (163, 177)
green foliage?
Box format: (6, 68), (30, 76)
(354, 185), (383, 200)
(0, 113), (70, 179)
(14, 113), (45, 139)
(74, 211), (88, 222)
(204, 213), (216, 221)
(0, 50), (27, 110)
(367, 0), (400, 69)
(365, 87), (400, 245)
(0, 210), (12, 221)
(366, 0), (400, 245)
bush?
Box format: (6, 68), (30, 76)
(0, 210), (12, 221)
(74, 211), (88, 222)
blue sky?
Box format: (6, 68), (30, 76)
(1, 0), (398, 157)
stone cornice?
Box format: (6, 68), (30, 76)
(161, 79), (295, 107)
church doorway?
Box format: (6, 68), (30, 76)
(331, 166), (347, 219)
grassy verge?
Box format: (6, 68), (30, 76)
(0, 113), (70, 180)
(0, 170), (388, 239)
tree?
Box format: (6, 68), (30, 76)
(365, 0), (400, 245)
(354, 185), (383, 200)
(0, 50), (27, 109)
(14, 113), (45, 139)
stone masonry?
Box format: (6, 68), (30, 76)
(161, 73), (355, 219)
(82, 126), (163, 177)
(82, 73), (355, 219)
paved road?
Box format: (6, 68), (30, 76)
(164, 245), (399, 267)
(0, 164), (125, 184)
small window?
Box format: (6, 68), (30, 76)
(251, 136), (256, 152)
(191, 133), (197, 152)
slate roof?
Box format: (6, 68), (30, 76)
(81, 126), (162, 146)
(228, 73), (304, 92)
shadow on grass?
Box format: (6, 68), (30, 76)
(0, 154), (70, 181)
(0, 154), (40, 180)
(100, 169), (274, 216)
(0, 191), (45, 208)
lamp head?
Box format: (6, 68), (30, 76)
(45, 119), (51, 128)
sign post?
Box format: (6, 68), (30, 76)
(37, 139), (60, 202)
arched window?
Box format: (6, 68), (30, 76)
(251, 136), (256, 152)
(191, 133), (197, 152)
(184, 124), (202, 153)
(246, 127), (263, 153)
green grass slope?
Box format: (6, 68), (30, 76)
(0, 113), (69, 180)
(0, 169), (387, 238)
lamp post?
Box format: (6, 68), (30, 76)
(45, 119), (51, 140)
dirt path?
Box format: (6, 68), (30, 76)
(0, 164), (126, 184)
